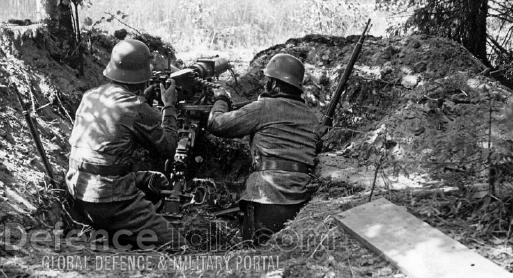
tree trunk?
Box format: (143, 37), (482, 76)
(40, 0), (74, 38)
(39, 0), (81, 71)
(462, 0), (488, 64)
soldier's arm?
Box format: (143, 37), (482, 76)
(131, 103), (178, 158)
(207, 99), (262, 138)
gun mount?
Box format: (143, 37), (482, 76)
(146, 58), (244, 219)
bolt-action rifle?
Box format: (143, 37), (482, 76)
(10, 82), (56, 187)
(321, 19), (371, 127)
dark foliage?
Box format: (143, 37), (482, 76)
(406, 0), (488, 62)
(377, 0), (513, 85)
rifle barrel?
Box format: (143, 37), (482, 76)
(322, 19), (371, 126)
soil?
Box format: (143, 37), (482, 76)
(1, 25), (513, 277)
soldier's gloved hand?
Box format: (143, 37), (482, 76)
(161, 79), (177, 107)
(213, 87), (232, 107)
(135, 171), (170, 204)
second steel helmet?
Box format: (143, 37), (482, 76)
(263, 53), (305, 91)
(103, 39), (152, 84)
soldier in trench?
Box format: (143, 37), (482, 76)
(65, 39), (187, 250)
(207, 53), (321, 245)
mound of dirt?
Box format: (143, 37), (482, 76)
(237, 34), (513, 190)
(0, 26), (111, 232)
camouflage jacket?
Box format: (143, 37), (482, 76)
(207, 93), (320, 205)
(66, 83), (177, 203)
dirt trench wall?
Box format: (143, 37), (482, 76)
(237, 34), (513, 188)
(0, 26), (111, 229)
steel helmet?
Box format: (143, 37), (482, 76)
(103, 39), (152, 84)
(263, 53), (305, 91)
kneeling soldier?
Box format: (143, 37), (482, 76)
(66, 39), (186, 250)
(207, 53), (320, 245)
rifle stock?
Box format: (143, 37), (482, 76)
(322, 19), (371, 127)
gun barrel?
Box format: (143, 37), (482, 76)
(213, 58), (230, 75)
(193, 57), (231, 79)
(322, 19), (371, 126)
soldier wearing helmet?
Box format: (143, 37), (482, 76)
(66, 39), (187, 250)
(207, 53), (321, 245)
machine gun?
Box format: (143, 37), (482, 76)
(146, 58), (231, 107)
(145, 58), (248, 218)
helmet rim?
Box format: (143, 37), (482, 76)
(263, 53), (304, 91)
